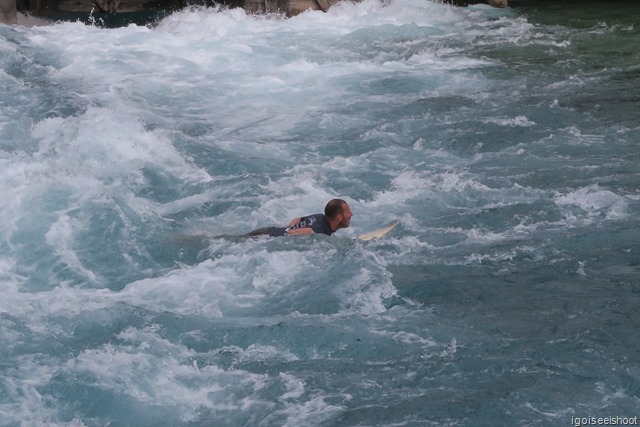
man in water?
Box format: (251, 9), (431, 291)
(247, 199), (353, 237)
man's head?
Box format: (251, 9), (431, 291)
(325, 199), (353, 230)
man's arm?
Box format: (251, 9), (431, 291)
(287, 217), (301, 227)
(286, 227), (313, 236)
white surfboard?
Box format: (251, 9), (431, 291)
(358, 221), (399, 241)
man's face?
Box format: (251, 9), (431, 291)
(339, 204), (353, 228)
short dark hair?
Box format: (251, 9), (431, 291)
(325, 199), (347, 218)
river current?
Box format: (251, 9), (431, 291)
(1, 0), (639, 425)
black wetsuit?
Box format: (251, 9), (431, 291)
(247, 214), (334, 237)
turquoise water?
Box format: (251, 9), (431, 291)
(1, 1), (639, 425)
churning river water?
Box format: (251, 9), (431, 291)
(1, 0), (639, 425)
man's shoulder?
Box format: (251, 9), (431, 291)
(301, 213), (325, 222)
(309, 214), (333, 236)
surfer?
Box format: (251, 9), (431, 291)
(247, 199), (353, 237)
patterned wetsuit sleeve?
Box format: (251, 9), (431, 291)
(285, 214), (317, 234)
(267, 227), (288, 237)
(271, 214), (332, 236)
(286, 214), (332, 236)
(311, 214), (333, 236)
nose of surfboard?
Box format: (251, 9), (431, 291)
(358, 221), (399, 241)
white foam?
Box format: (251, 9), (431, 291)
(32, 106), (212, 185)
(0, 354), (62, 425)
(239, 344), (300, 363)
(252, 250), (311, 290)
(119, 258), (238, 317)
(555, 185), (628, 221)
(368, 171), (434, 208)
(45, 212), (98, 284)
(0, 103), (216, 291)
(279, 372), (305, 401)
(66, 327), (270, 419)
(482, 116), (536, 127)
(464, 246), (536, 265)
(156, 192), (218, 216)
(391, 331), (438, 347)
(523, 402), (574, 419)
(564, 126), (605, 145)
(334, 252), (397, 315)
(278, 394), (349, 427)
(157, 5), (270, 39)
